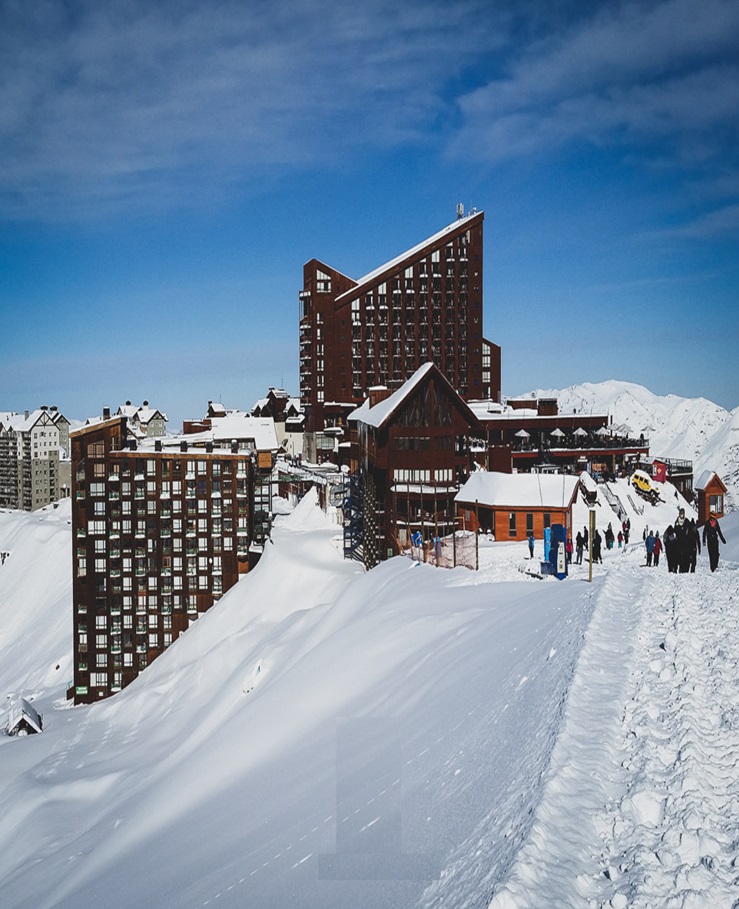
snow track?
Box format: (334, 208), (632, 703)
(489, 561), (739, 908)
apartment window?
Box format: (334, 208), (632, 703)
(509, 512), (517, 538)
(95, 634), (107, 649)
(90, 672), (108, 687)
(526, 513), (534, 535)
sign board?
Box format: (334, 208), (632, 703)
(329, 484), (345, 507)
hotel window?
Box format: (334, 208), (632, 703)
(509, 512), (517, 538)
(543, 513), (551, 529)
(526, 513), (534, 535)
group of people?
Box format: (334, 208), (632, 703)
(644, 508), (726, 572)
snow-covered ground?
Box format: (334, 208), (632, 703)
(1, 487), (738, 909)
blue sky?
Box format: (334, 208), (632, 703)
(1, 0), (738, 426)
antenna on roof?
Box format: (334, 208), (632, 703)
(456, 202), (465, 220)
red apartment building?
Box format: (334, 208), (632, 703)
(71, 413), (251, 703)
(299, 209), (501, 462)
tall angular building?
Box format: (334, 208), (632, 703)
(298, 209), (500, 461)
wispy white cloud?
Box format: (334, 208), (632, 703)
(0, 0), (506, 219)
(450, 0), (739, 168)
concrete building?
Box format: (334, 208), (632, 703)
(0, 406), (69, 510)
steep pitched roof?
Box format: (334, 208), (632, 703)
(348, 362), (479, 430)
(695, 469), (727, 492)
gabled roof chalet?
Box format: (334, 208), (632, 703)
(348, 362), (479, 430)
(695, 469), (727, 492)
(6, 698), (43, 735)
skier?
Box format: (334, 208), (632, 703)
(702, 512), (726, 572)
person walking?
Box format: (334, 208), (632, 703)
(592, 529), (603, 564)
(575, 531), (584, 565)
(617, 530), (623, 548)
(605, 523), (614, 550)
(687, 519), (701, 572)
(702, 512), (726, 572)
(653, 531), (662, 567)
(674, 507), (691, 573)
(566, 536), (573, 565)
(645, 530), (656, 566)
(664, 525), (678, 573)
(528, 533), (535, 559)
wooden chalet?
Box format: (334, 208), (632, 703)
(455, 471), (580, 542)
(347, 363), (481, 566)
(695, 470), (727, 525)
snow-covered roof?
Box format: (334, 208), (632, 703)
(695, 469), (725, 491)
(455, 471), (580, 509)
(6, 698), (43, 735)
(335, 211), (483, 303)
(209, 414), (279, 450)
(348, 363), (437, 428)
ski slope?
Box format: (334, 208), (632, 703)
(0, 490), (737, 909)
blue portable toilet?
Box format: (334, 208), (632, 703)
(550, 523), (568, 579)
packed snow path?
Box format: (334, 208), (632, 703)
(489, 557), (739, 909)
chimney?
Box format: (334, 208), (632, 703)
(50, 405), (57, 413)
(155, 440), (162, 452)
(231, 440), (238, 453)
(206, 441), (213, 453)
(24, 410), (29, 420)
(368, 385), (391, 409)
(143, 400), (149, 407)
(125, 400), (132, 406)
(180, 441), (188, 452)
(41, 404), (48, 411)
(102, 406), (111, 420)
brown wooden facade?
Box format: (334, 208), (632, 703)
(299, 211), (500, 461)
(348, 364), (481, 566)
(456, 493), (578, 543)
(71, 416), (250, 704)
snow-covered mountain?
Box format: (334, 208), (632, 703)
(525, 380), (739, 508)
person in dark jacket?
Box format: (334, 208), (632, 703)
(664, 525), (679, 573)
(702, 513), (726, 572)
(673, 507), (691, 572)
(592, 529), (603, 564)
(575, 531), (584, 565)
(687, 519), (701, 572)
